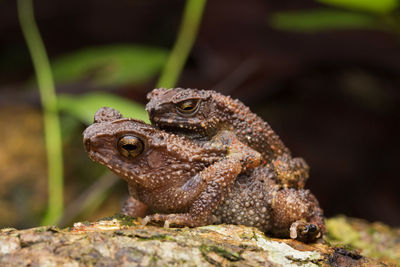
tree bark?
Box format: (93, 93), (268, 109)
(0, 215), (398, 266)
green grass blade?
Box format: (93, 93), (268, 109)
(269, 9), (382, 33)
(157, 0), (207, 88)
(17, 0), (64, 226)
(317, 0), (398, 15)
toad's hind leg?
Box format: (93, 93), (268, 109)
(269, 188), (325, 242)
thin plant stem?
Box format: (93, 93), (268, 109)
(157, 0), (207, 88)
(17, 0), (64, 225)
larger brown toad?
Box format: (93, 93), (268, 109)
(146, 88), (309, 189)
(83, 107), (261, 228)
(83, 107), (325, 242)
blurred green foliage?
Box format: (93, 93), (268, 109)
(54, 0), (207, 226)
(51, 45), (168, 86)
(269, 0), (399, 33)
(157, 0), (207, 88)
(58, 92), (149, 125)
(317, 0), (398, 14)
(17, 0), (206, 226)
(270, 10), (380, 32)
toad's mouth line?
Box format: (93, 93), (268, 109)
(154, 121), (194, 130)
(87, 152), (141, 182)
(153, 121), (208, 138)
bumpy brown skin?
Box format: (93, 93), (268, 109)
(146, 88), (309, 189)
(83, 107), (325, 242)
(213, 167), (325, 242)
(83, 107), (261, 227)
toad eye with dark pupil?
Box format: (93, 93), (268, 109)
(117, 136), (144, 158)
(176, 99), (200, 114)
(122, 144), (138, 150)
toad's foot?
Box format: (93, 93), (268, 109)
(270, 188), (325, 242)
(289, 220), (322, 243)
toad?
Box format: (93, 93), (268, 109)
(83, 107), (325, 242)
(84, 107), (261, 227)
(146, 88), (309, 189)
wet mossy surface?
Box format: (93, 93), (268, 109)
(325, 216), (400, 265)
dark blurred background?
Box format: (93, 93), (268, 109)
(0, 0), (399, 228)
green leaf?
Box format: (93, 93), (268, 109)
(57, 92), (149, 125)
(269, 9), (381, 33)
(317, 0), (398, 14)
(51, 45), (168, 86)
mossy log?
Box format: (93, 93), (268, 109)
(0, 215), (398, 266)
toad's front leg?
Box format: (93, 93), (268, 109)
(142, 157), (242, 227)
(122, 186), (148, 217)
(143, 131), (262, 227)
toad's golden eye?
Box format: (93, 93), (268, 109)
(176, 99), (200, 115)
(117, 136), (144, 158)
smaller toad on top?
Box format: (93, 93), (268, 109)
(146, 88), (309, 189)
